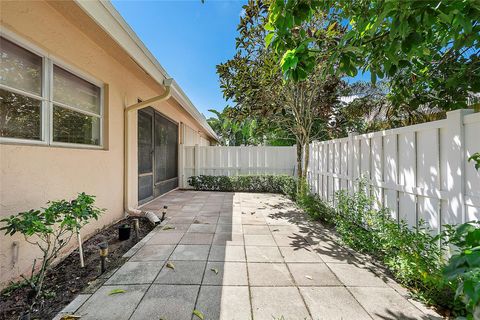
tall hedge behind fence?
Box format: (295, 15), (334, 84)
(307, 109), (480, 233)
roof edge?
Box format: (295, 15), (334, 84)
(73, 0), (219, 141)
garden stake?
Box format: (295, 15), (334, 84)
(161, 205), (168, 222)
(77, 226), (84, 268)
(98, 242), (108, 274)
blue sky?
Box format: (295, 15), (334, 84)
(112, 0), (247, 119)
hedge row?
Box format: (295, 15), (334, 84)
(187, 175), (297, 199)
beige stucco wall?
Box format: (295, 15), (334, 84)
(0, 0), (212, 288)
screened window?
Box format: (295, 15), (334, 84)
(0, 37), (43, 140)
(52, 66), (101, 145)
(0, 35), (103, 147)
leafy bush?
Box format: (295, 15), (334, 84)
(297, 184), (460, 313)
(443, 222), (480, 319)
(0, 193), (103, 312)
(296, 192), (335, 225)
(335, 187), (454, 305)
(188, 175), (297, 199)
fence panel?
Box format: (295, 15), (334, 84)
(181, 145), (297, 188)
(307, 109), (480, 232)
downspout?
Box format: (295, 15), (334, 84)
(124, 78), (173, 222)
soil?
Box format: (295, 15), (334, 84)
(0, 216), (155, 320)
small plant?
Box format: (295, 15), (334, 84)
(0, 193), (103, 312)
(469, 152), (480, 171)
(443, 222), (480, 319)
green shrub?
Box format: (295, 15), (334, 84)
(187, 175), (297, 199)
(443, 222), (480, 319)
(297, 192), (335, 224)
(297, 183), (462, 314)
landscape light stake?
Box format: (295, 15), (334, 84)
(98, 242), (108, 274)
(161, 206), (168, 222)
(133, 218), (140, 238)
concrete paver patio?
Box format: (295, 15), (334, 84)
(60, 190), (441, 320)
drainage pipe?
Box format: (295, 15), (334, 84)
(123, 78), (173, 224)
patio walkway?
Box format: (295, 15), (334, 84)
(61, 191), (440, 320)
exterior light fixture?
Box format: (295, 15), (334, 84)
(98, 242), (108, 274)
(132, 218), (140, 238)
(161, 206), (168, 222)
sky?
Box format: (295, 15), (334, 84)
(112, 0), (248, 119)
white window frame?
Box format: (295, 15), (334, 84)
(0, 28), (104, 149)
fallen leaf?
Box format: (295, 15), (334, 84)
(272, 229), (279, 232)
(60, 315), (81, 320)
(305, 275), (313, 280)
(192, 310), (204, 320)
(166, 262), (175, 270)
(211, 268), (219, 275)
(250, 212), (255, 215)
(108, 288), (126, 295)
(163, 225), (176, 230)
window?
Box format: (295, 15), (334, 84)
(52, 66), (101, 145)
(0, 35), (103, 147)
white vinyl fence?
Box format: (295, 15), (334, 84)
(180, 145), (297, 188)
(307, 109), (480, 233)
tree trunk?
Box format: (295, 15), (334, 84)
(296, 142), (303, 179)
(303, 141), (310, 182)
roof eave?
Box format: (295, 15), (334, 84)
(72, 0), (219, 141)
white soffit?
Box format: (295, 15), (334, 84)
(73, 0), (218, 141)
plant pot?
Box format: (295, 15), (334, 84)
(118, 224), (131, 241)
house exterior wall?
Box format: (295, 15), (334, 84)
(0, 0), (212, 288)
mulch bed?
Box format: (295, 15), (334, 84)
(0, 216), (155, 320)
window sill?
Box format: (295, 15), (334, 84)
(0, 139), (107, 151)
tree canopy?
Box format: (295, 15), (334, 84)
(217, 0), (345, 180)
(267, 0), (480, 110)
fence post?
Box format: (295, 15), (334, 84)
(179, 144), (184, 188)
(311, 141), (316, 194)
(443, 109), (472, 226)
(347, 132), (357, 195)
(194, 144), (200, 177)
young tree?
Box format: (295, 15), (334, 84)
(0, 193), (103, 313)
(217, 0), (343, 185)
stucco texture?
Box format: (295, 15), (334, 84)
(0, 0), (211, 288)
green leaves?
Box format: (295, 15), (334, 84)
(192, 310), (204, 320)
(266, 0), (480, 111)
(108, 288), (126, 295)
(299, 183), (464, 312)
(0, 193), (103, 237)
(468, 152), (480, 171)
(443, 221), (480, 317)
(280, 50), (299, 73)
(188, 175), (297, 199)
(0, 192), (104, 307)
